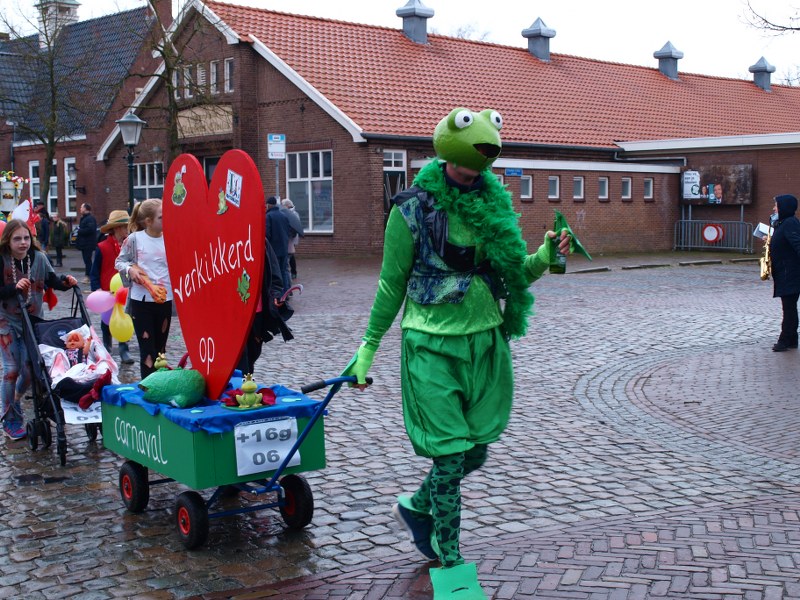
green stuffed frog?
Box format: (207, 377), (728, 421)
(139, 368), (206, 408)
(235, 373), (262, 408)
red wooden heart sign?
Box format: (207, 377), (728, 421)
(162, 150), (265, 399)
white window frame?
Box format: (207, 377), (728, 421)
(520, 175), (532, 199)
(196, 64), (206, 93)
(29, 161), (41, 206)
(643, 177), (654, 200)
(224, 58), (234, 93)
(30, 160), (59, 214)
(210, 61), (219, 95)
(287, 150), (333, 233)
(383, 149), (406, 170)
(548, 175), (560, 199)
(133, 161), (165, 202)
(598, 176), (609, 200)
(172, 69), (180, 100)
(573, 176), (584, 200)
(64, 157), (76, 216)
(621, 177), (632, 200)
(183, 65), (194, 99)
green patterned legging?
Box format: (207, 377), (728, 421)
(410, 444), (488, 567)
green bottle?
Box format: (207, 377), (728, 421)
(549, 236), (567, 274)
(549, 211), (567, 274)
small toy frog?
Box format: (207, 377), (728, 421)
(154, 353), (170, 371)
(172, 168), (187, 205)
(235, 374), (262, 408)
(237, 270), (251, 303)
(217, 188), (228, 214)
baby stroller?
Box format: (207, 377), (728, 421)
(17, 286), (106, 466)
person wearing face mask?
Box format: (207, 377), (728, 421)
(768, 194), (800, 352)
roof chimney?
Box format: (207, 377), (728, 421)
(749, 56), (776, 92)
(522, 18), (556, 62)
(396, 0), (434, 45)
(654, 41), (683, 80)
(35, 0), (80, 49)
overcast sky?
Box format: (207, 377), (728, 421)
(5, 0), (800, 81)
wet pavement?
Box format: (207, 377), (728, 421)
(3, 247), (800, 599)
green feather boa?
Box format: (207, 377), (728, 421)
(414, 160), (534, 338)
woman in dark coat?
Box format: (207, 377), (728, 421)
(769, 193), (800, 351)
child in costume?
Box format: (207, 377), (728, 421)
(0, 219), (78, 439)
(116, 199), (173, 379)
(344, 108), (573, 599)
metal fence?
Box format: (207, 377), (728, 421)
(673, 220), (754, 253)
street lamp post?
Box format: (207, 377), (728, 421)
(115, 112), (146, 215)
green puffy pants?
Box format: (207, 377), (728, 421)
(401, 327), (513, 567)
(400, 327), (513, 458)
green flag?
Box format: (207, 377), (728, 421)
(554, 210), (592, 260)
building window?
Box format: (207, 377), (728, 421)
(621, 177), (632, 200)
(172, 69), (180, 99)
(644, 177), (654, 200)
(288, 150), (333, 232)
(520, 175), (532, 200)
(210, 61), (219, 94)
(573, 176), (584, 200)
(64, 157), (76, 215)
(29, 161), (41, 205)
(548, 175), (560, 200)
(196, 64), (206, 93)
(29, 160), (58, 212)
(224, 58), (234, 93)
(383, 150), (405, 169)
(183, 66), (194, 98)
(133, 162), (165, 201)
(496, 174), (504, 187)
(598, 176), (609, 201)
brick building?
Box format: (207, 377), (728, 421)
(3, 0), (800, 255)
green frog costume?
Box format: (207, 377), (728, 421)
(345, 108), (570, 599)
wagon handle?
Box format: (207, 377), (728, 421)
(301, 376), (372, 394)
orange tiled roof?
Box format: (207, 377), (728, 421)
(205, 1), (800, 149)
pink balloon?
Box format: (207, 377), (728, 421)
(115, 286), (128, 305)
(101, 308), (113, 325)
(0, 221), (5, 236)
(86, 290), (116, 313)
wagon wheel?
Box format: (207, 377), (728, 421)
(26, 421), (38, 451)
(41, 420), (52, 449)
(85, 423), (99, 443)
(175, 491), (209, 550)
(279, 474), (314, 529)
(119, 461), (150, 513)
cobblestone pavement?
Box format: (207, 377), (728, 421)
(3, 249), (800, 599)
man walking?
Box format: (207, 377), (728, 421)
(266, 196), (291, 293)
(76, 203), (98, 282)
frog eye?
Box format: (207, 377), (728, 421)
(454, 110), (474, 129)
(490, 111), (503, 130)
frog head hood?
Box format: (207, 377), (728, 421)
(433, 108), (503, 172)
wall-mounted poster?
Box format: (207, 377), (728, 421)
(681, 165), (753, 205)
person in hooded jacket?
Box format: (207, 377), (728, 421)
(769, 193), (800, 352)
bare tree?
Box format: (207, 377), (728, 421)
(431, 23), (491, 42)
(123, 0), (235, 163)
(744, 1), (800, 34)
(0, 4), (123, 208)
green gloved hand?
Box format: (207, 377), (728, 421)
(341, 345), (376, 386)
